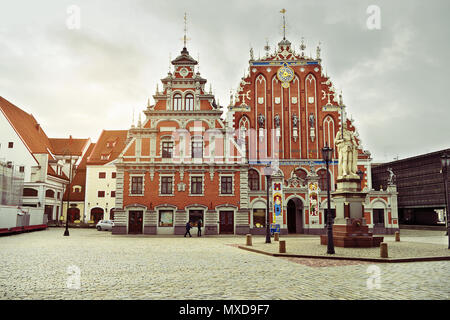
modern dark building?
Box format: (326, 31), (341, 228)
(372, 148), (450, 226)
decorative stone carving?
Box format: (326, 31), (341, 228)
(274, 114), (280, 128)
(257, 113), (265, 128)
(387, 167), (396, 185)
(292, 114), (298, 128)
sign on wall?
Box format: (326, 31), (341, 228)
(273, 181), (283, 224)
(308, 182), (320, 225)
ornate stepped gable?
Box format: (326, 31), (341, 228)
(229, 36), (370, 164)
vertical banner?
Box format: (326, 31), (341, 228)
(308, 182), (320, 225)
(273, 181), (283, 225)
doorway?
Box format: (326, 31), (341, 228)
(128, 210), (143, 234)
(90, 208), (104, 224)
(219, 211), (234, 234)
(287, 198), (303, 234)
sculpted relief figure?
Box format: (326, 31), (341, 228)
(335, 123), (359, 179)
(257, 113), (265, 128)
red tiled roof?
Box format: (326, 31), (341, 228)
(49, 138), (90, 156)
(63, 143), (96, 201)
(87, 130), (128, 165)
(0, 96), (53, 155)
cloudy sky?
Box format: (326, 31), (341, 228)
(0, 0), (448, 162)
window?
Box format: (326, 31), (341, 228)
(161, 176), (173, 195)
(159, 210), (174, 227)
(191, 141), (203, 158)
(45, 189), (55, 198)
(248, 169), (260, 191)
(253, 209), (266, 228)
(317, 169), (328, 191)
(23, 188), (38, 197)
(98, 191), (105, 198)
(99, 172), (106, 179)
(221, 176), (233, 194)
(111, 191), (116, 198)
(185, 93), (194, 110)
(173, 93), (182, 110)
(19, 166), (25, 173)
(162, 141), (174, 159)
(57, 192), (61, 200)
(131, 176), (143, 195)
(101, 154), (110, 160)
(112, 172), (116, 179)
(191, 176), (203, 194)
(294, 169), (307, 180)
(8, 142), (13, 148)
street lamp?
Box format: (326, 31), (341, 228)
(322, 144), (335, 254)
(263, 164), (274, 244)
(440, 152), (450, 247)
(64, 138), (73, 237)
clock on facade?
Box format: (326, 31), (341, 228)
(276, 63), (294, 88)
(179, 67), (189, 77)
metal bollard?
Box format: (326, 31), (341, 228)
(246, 234), (252, 246)
(274, 232), (279, 241)
(380, 242), (388, 258)
(279, 240), (286, 253)
(395, 231), (400, 242)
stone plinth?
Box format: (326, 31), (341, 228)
(320, 219), (384, 247)
(320, 177), (383, 247)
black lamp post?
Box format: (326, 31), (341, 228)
(64, 139), (73, 237)
(322, 144), (335, 254)
(263, 164), (274, 244)
(440, 152), (450, 247)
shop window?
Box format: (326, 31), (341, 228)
(253, 209), (266, 228)
(159, 210), (174, 227)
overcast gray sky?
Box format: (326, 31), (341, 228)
(0, 0), (448, 162)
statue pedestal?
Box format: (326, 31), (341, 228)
(320, 178), (384, 248)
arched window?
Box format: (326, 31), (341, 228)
(23, 188), (38, 197)
(293, 169), (307, 180)
(173, 93), (182, 110)
(45, 189), (55, 198)
(248, 169), (260, 191)
(185, 93), (194, 111)
(317, 169), (329, 191)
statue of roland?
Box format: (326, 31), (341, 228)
(335, 122), (359, 179)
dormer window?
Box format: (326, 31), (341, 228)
(185, 94), (194, 111)
(106, 140), (116, 148)
(173, 93), (182, 110)
(101, 154), (110, 160)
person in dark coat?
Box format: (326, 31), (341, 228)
(197, 218), (202, 237)
(184, 221), (192, 237)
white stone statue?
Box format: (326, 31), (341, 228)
(335, 123), (359, 179)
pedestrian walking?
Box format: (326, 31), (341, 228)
(184, 221), (192, 237)
(197, 218), (202, 237)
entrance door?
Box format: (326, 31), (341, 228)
(128, 210), (143, 234)
(90, 208), (104, 224)
(372, 209), (385, 234)
(219, 211), (234, 234)
(287, 199), (303, 234)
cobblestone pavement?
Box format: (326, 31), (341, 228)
(0, 228), (449, 300)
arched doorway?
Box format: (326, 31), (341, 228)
(68, 208), (80, 223)
(90, 208), (104, 224)
(287, 198), (304, 234)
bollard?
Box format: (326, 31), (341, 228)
(395, 231), (400, 242)
(279, 240), (286, 253)
(274, 232), (279, 241)
(246, 234), (252, 246)
(380, 242), (388, 258)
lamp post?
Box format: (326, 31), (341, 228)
(263, 164), (274, 244)
(322, 144), (335, 254)
(64, 138), (73, 237)
(440, 152), (450, 247)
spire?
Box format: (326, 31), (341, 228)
(264, 38), (271, 57)
(280, 9), (286, 40)
(300, 36), (306, 57)
(316, 41), (321, 60)
(131, 108), (135, 128)
(138, 112), (142, 128)
(183, 12), (188, 49)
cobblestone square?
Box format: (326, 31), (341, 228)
(0, 228), (449, 300)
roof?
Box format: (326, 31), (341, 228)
(49, 138), (90, 156)
(171, 47), (198, 65)
(0, 96), (53, 155)
(63, 143), (96, 201)
(87, 130), (128, 165)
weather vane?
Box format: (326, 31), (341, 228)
(182, 12), (191, 48)
(280, 8), (287, 40)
